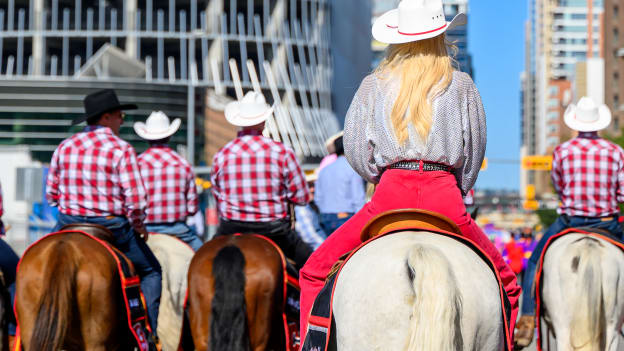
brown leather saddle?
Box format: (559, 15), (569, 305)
(360, 209), (462, 242)
(60, 223), (115, 243)
(327, 209), (462, 280)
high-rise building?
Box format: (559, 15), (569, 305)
(371, 0), (474, 77)
(0, 0), (360, 165)
(521, 0), (605, 199)
(604, 0), (624, 133)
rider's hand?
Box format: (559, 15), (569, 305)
(132, 221), (149, 241)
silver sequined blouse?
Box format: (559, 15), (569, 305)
(343, 70), (486, 195)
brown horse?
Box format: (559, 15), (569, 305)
(15, 232), (134, 351)
(185, 234), (286, 351)
(0, 271), (9, 351)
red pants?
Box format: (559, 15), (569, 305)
(300, 169), (520, 341)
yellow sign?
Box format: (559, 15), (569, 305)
(526, 184), (536, 200)
(480, 158), (488, 171)
(522, 155), (553, 171)
(523, 200), (539, 211)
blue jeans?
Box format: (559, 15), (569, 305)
(521, 214), (624, 315)
(146, 222), (203, 251)
(0, 238), (18, 335)
(320, 213), (354, 236)
(54, 214), (162, 331)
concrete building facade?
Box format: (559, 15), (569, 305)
(604, 0), (624, 133)
(0, 0), (347, 166)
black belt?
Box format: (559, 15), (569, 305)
(388, 161), (452, 172)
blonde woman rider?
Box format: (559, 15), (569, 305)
(300, 0), (521, 342)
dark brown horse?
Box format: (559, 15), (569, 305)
(186, 234), (286, 351)
(15, 233), (134, 351)
(0, 271), (9, 351)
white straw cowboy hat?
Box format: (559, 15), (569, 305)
(225, 91), (274, 127)
(564, 97), (612, 132)
(372, 0), (467, 44)
(133, 111), (181, 140)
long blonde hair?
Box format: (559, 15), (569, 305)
(376, 34), (455, 145)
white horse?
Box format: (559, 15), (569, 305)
(332, 232), (505, 351)
(540, 233), (624, 351)
(146, 234), (196, 351)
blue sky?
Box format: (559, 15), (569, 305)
(470, 1), (527, 191)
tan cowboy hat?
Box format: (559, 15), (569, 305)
(564, 97), (612, 132)
(372, 0), (467, 44)
(225, 91), (274, 127)
(133, 111), (181, 140)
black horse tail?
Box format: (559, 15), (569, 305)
(210, 245), (250, 351)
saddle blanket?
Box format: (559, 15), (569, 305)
(13, 230), (156, 351)
(177, 234), (301, 351)
(302, 228), (513, 351)
(534, 228), (624, 351)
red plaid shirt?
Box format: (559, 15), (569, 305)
(46, 126), (147, 221)
(552, 136), (624, 217)
(137, 145), (198, 223)
(211, 130), (310, 222)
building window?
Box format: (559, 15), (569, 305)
(615, 95), (620, 111)
(615, 28), (620, 47)
(615, 5), (620, 20)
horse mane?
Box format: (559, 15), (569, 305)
(30, 240), (79, 351)
(210, 245), (251, 351)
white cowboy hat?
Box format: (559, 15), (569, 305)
(564, 97), (612, 132)
(372, 0), (467, 44)
(225, 91), (274, 127)
(325, 131), (344, 153)
(133, 111), (181, 140)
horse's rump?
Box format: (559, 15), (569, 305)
(185, 234), (292, 351)
(537, 229), (624, 351)
(15, 231), (154, 351)
(146, 234), (194, 351)
(309, 231), (506, 351)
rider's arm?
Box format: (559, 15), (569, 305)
(616, 147), (624, 203)
(551, 147), (563, 196)
(118, 146), (148, 225)
(46, 147), (61, 207)
(343, 74), (379, 184)
(283, 148), (311, 206)
(458, 80), (487, 196)
(186, 166), (199, 217)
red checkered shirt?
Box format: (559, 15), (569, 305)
(552, 136), (624, 217)
(137, 145), (198, 223)
(46, 126), (147, 221)
(211, 130), (311, 222)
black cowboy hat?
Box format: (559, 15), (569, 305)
(72, 89), (138, 125)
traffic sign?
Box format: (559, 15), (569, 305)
(523, 200), (539, 211)
(526, 185), (536, 200)
(522, 155), (553, 171)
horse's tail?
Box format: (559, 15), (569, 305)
(210, 245), (250, 351)
(405, 244), (463, 351)
(30, 240), (77, 351)
(569, 238), (604, 350)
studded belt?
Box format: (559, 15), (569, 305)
(388, 161), (452, 172)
